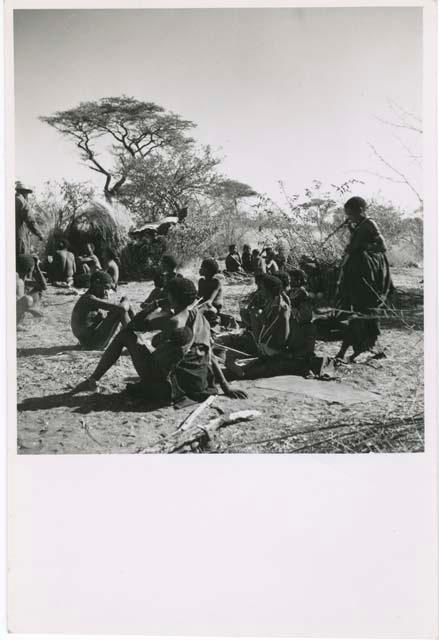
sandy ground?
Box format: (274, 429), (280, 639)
(16, 267), (424, 454)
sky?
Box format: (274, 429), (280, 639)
(14, 7), (422, 213)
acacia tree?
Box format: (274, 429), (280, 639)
(117, 145), (221, 223)
(40, 96), (196, 200)
(209, 179), (258, 246)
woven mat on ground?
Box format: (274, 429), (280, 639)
(254, 376), (380, 405)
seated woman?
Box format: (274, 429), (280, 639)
(71, 270), (134, 350)
(225, 244), (242, 273)
(198, 258), (224, 327)
(216, 275), (290, 371)
(70, 277), (246, 404)
(285, 268), (316, 370)
(223, 272), (322, 380)
(16, 254), (47, 325)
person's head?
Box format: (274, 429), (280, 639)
(85, 242), (95, 256)
(199, 258), (220, 278)
(89, 270), (114, 298)
(344, 196), (367, 223)
(260, 274), (282, 299)
(277, 271), (291, 292)
(160, 254), (177, 274)
(56, 238), (69, 251)
(15, 181), (33, 200)
(252, 248), (260, 257)
(288, 268), (307, 289)
(167, 277), (197, 310)
(16, 254), (34, 279)
(228, 244), (237, 254)
(243, 244), (251, 253)
(265, 248), (275, 260)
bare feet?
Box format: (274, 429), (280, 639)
(69, 377), (98, 395)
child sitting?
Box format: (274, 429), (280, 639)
(198, 258), (224, 327)
(286, 268), (316, 363)
(16, 254), (47, 325)
(71, 270), (134, 350)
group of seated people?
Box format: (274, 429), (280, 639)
(16, 243), (330, 407)
(224, 244), (287, 274)
(48, 239), (120, 289)
(67, 251), (330, 405)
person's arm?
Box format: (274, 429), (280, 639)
(87, 294), (129, 314)
(261, 300), (290, 349)
(270, 260), (279, 273)
(128, 307), (176, 333)
(273, 302), (290, 347)
(211, 356), (247, 399)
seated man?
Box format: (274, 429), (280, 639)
(16, 254), (47, 325)
(216, 274), (290, 371)
(70, 277), (246, 404)
(77, 242), (102, 274)
(198, 258), (224, 326)
(50, 238), (76, 286)
(225, 244), (242, 273)
(71, 270), (134, 350)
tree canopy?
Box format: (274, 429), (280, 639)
(40, 96), (196, 199)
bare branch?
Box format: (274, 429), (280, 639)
(368, 143), (423, 206)
(374, 116), (422, 134)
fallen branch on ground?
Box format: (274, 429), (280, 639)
(139, 409), (261, 454)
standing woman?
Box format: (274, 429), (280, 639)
(335, 196), (393, 361)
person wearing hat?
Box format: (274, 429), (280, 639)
(16, 253), (47, 325)
(15, 181), (44, 257)
(71, 270), (134, 350)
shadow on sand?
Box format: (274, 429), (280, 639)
(17, 390), (166, 415)
(17, 344), (82, 357)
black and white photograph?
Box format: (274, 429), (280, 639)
(14, 6), (424, 455)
